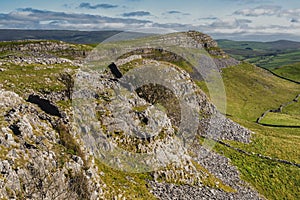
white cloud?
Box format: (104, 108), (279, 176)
(279, 8), (300, 18)
(234, 5), (281, 17)
(0, 8), (152, 30)
(234, 5), (300, 22)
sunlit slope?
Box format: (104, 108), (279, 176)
(207, 62), (300, 200)
(221, 62), (300, 122)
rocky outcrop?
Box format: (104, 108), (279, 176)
(149, 145), (263, 200)
(4, 55), (81, 66)
(0, 41), (88, 58)
(149, 181), (262, 200)
(213, 57), (241, 69)
(199, 112), (253, 143)
(0, 40), (89, 67)
(186, 31), (240, 69)
(0, 32), (262, 199)
(73, 53), (260, 198)
(0, 90), (105, 199)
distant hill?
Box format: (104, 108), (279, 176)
(0, 29), (151, 44)
(217, 39), (300, 52)
(217, 39), (300, 61)
(217, 39), (300, 82)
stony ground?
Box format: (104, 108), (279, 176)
(0, 32), (265, 199)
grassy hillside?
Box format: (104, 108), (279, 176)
(0, 29), (154, 44)
(202, 62), (300, 199)
(247, 51), (300, 71)
(272, 63), (300, 82)
(260, 112), (300, 126)
(217, 39), (300, 82)
(284, 98), (300, 115)
(221, 63), (299, 121)
(0, 29), (121, 44)
(260, 95), (300, 127)
(217, 39), (300, 62)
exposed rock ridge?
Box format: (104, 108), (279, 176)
(0, 40), (88, 57)
(0, 90), (105, 199)
(186, 31), (240, 69)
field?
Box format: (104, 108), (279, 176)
(272, 63), (300, 82)
(202, 62), (300, 199)
(260, 112), (300, 126)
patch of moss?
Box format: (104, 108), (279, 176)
(132, 105), (148, 113)
(95, 159), (156, 199)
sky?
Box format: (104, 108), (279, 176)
(1, 0), (300, 41)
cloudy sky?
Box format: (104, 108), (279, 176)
(1, 0), (300, 41)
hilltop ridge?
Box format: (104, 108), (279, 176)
(0, 31), (299, 199)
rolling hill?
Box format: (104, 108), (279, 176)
(0, 31), (299, 199)
(217, 39), (300, 83)
(0, 29), (153, 44)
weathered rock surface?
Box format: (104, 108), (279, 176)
(0, 32), (262, 200)
(73, 54), (260, 199)
(0, 40), (88, 66)
(0, 41), (88, 57)
(0, 90), (104, 199)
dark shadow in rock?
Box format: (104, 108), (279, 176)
(24, 142), (37, 149)
(108, 63), (123, 78)
(9, 124), (21, 136)
(27, 94), (62, 117)
(136, 83), (181, 126)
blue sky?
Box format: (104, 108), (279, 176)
(1, 0), (300, 40)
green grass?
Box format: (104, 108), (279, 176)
(0, 40), (48, 47)
(225, 119), (300, 163)
(283, 99), (300, 115)
(261, 95), (300, 126)
(221, 62), (300, 122)
(220, 62), (300, 162)
(272, 63), (300, 82)
(95, 159), (157, 200)
(247, 50), (300, 70)
(217, 39), (300, 81)
(260, 112), (300, 126)
(132, 105), (148, 112)
(195, 62), (300, 199)
(0, 63), (78, 96)
(214, 141), (300, 200)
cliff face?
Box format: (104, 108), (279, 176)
(0, 32), (263, 199)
